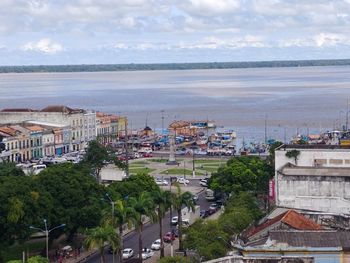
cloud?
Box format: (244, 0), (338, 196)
(22, 38), (63, 54)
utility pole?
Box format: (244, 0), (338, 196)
(161, 110), (165, 135)
(264, 114), (267, 144)
(125, 120), (129, 177)
(346, 98), (349, 131)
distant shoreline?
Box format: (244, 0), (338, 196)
(1, 59), (350, 74)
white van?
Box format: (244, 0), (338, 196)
(32, 164), (47, 175)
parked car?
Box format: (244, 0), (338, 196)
(142, 248), (154, 260)
(208, 203), (219, 214)
(155, 178), (169, 186)
(142, 153), (153, 158)
(171, 216), (178, 226)
(171, 228), (179, 237)
(151, 239), (161, 250)
(200, 210), (210, 218)
(177, 177), (189, 185)
(200, 178), (208, 187)
(122, 248), (134, 259)
(163, 232), (176, 243)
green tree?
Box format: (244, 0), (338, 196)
(37, 163), (103, 239)
(103, 199), (135, 263)
(27, 256), (49, 263)
(171, 184), (195, 251)
(0, 162), (25, 177)
(107, 173), (159, 199)
(128, 192), (156, 262)
(152, 189), (172, 258)
(158, 256), (192, 263)
(82, 140), (125, 183)
(84, 225), (120, 263)
(184, 220), (229, 261)
(285, 150), (300, 165)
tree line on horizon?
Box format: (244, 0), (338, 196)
(1, 59), (350, 73)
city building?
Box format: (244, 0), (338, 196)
(275, 145), (350, 215)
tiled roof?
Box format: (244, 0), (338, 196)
(1, 108), (38, 112)
(41, 105), (83, 113)
(25, 125), (44, 132)
(245, 210), (322, 239)
(0, 126), (18, 136)
(282, 210), (323, 230)
(269, 230), (350, 248)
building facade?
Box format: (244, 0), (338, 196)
(275, 145), (350, 215)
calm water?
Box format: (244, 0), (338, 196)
(1, 66), (350, 143)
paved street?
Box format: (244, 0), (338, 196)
(85, 181), (212, 263)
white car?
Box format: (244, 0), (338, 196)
(155, 178), (169, 186)
(200, 178), (208, 187)
(171, 216), (178, 225)
(142, 248), (154, 260)
(177, 177), (189, 185)
(122, 248), (134, 259)
(151, 239), (161, 250)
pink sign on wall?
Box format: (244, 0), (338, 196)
(269, 179), (275, 200)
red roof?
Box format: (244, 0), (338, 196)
(41, 105), (83, 114)
(1, 108), (38, 112)
(245, 210), (322, 239)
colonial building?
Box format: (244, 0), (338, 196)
(275, 145), (350, 215)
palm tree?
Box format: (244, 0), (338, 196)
(171, 183), (195, 251)
(129, 192), (156, 262)
(111, 200), (135, 263)
(84, 225), (120, 263)
(152, 189), (173, 258)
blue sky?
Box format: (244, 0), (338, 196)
(1, 0), (350, 65)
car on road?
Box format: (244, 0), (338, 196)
(163, 232), (176, 243)
(155, 178), (169, 186)
(200, 178), (208, 187)
(171, 216), (178, 225)
(192, 194), (198, 203)
(208, 203), (219, 214)
(122, 248), (134, 259)
(177, 177), (189, 185)
(142, 248), (154, 260)
(151, 239), (161, 250)
(200, 210), (209, 218)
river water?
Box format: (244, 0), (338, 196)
(1, 66), (350, 143)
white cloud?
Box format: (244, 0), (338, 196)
(313, 33), (349, 47)
(181, 0), (240, 16)
(22, 38), (63, 54)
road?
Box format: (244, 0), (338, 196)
(85, 180), (212, 263)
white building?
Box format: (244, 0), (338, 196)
(275, 145), (350, 215)
(0, 106), (96, 152)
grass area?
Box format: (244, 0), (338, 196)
(129, 167), (155, 175)
(198, 166), (220, 173)
(195, 159), (226, 164)
(130, 161), (149, 165)
(160, 168), (204, 176)
(3, 240), (45, 262)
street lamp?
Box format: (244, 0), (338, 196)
(29, 219), (65, 260)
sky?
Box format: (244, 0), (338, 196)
(1, 0), (350, 65)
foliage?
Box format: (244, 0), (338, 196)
(82, 140), (125, 182)
(84, 225), (120, 263)
(0, 162), (25, 177)
(107, 173), (159, 199)
(285, 150), (300, 164)
(27, 256), (49, 263)
(128, 192), (156, 261)
(158, 256), (193, 263)
(209, 157), (273, 196)
(172, 184), (195, 251)
(152, 189), (173, 257)
(184, 220), (229, 261)
(6, 260), (22, 263)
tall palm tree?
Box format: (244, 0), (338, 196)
(171, 183), (195, 251)
(84, 225), (120, 263)
(129, 192), (156, 262)
(152, 189), (173, 258)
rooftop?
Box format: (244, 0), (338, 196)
(1, 108), (38, 112)
(277, 144), (350, 150)
(279, 163), (350, 177)
(41, 105), (84, 114)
